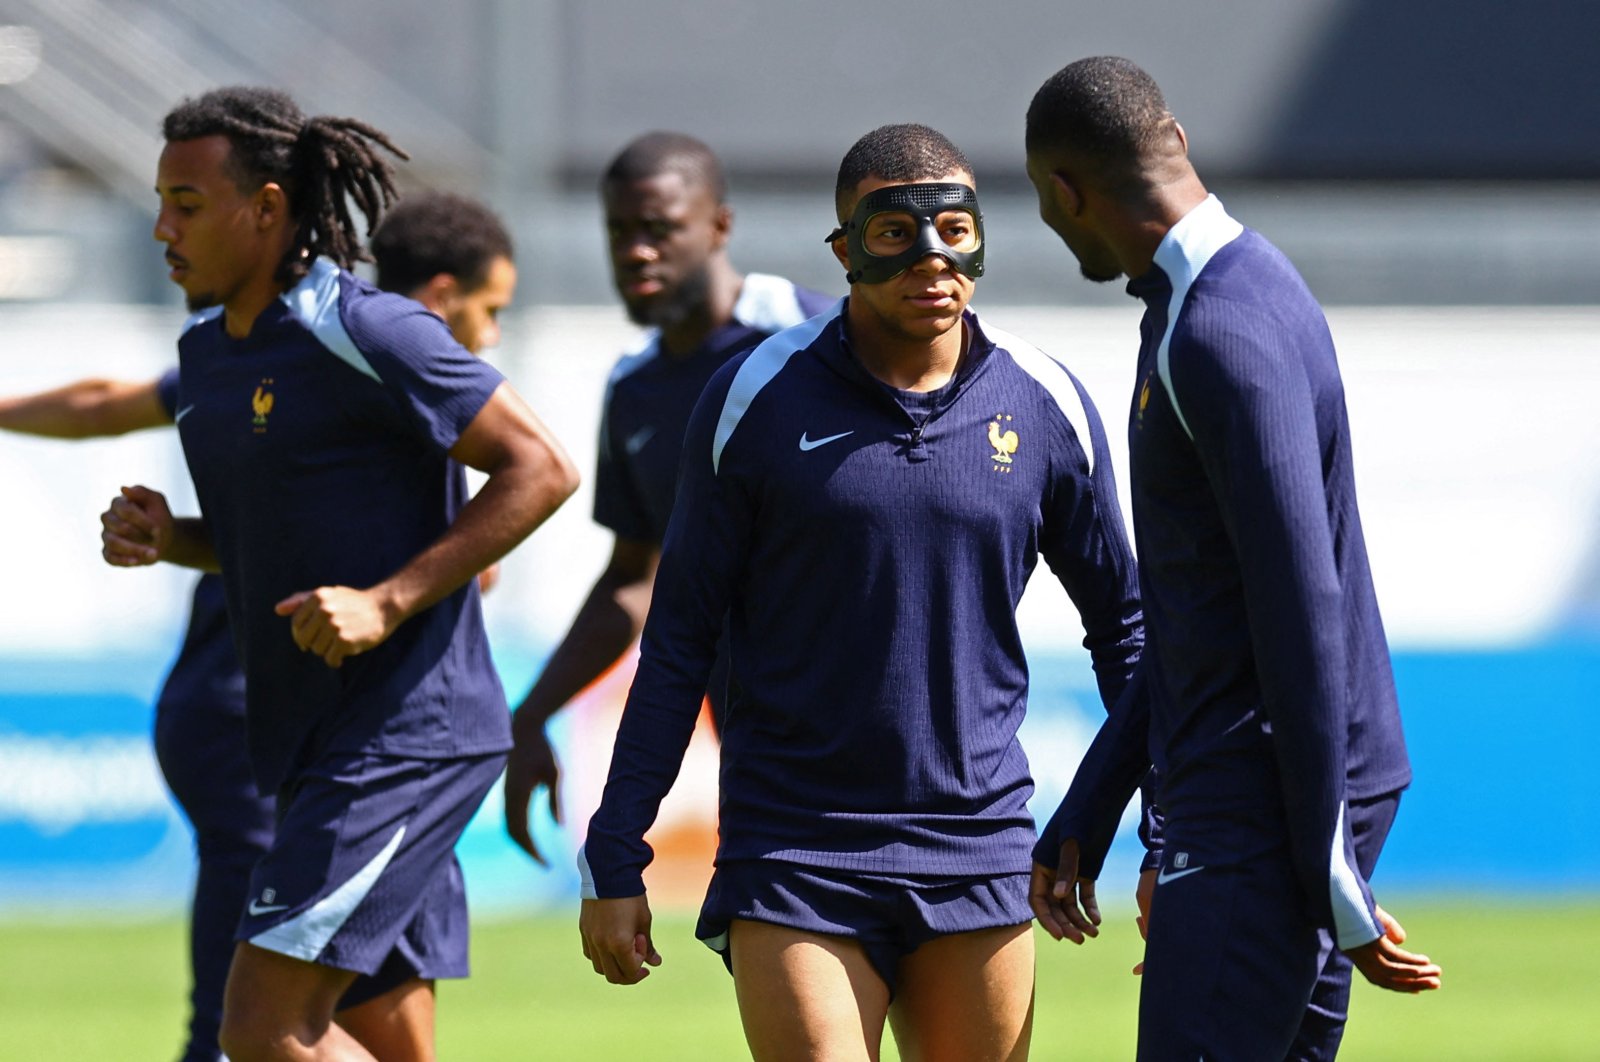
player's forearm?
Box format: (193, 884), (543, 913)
(514, 573), (653, 727)
(582, 671), (708, 897)
(376, 444), (580, 627)
(1035, 668), (1152, 876)
(164, 517), (221, 572)
(0, 379), (168, 438)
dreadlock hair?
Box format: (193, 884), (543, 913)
(602, 131), (728, 203)
(370, 191), (513, 296)
(834, 124), (974, 222)
(162, 86), (408, 286)
(1025, 57), (1178, 200)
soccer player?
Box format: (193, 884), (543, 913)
(1023, 56), (1442, 1058)
(99, 86), (579, 1061)
(578, 124), (1143, 1061)
(2, 187), (523, 1062)
(502, 132), (831, 864)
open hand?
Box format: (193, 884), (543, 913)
(1029, 838), (1101, 944)
(1346, 905), (1442, 993)
(503, 712), (562, 864)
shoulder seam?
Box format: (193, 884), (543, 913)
(981, 317), (1095, 476)
(711, 300), (842, 473)
(280, 258), (381, 383)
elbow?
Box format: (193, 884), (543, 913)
(554, 452), (582, 503)
(523, 446), (581, 528)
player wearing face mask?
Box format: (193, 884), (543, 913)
(577, 123), (1144, 1062)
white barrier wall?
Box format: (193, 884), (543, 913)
(4, 302), (1592, 661)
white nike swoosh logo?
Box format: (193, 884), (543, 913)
(174, 404), (195, 423)
(248, 900), (290, 915)
(1155, 864), (1206, 885)
(798, 430), (854, 451)
(624, 425), (657, 455)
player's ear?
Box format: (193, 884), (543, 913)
(830, 229), (851, 273)
(415, 272), (462, 317)
(255, 182), (289, 232)
(1172, 119), (1190, 155)
(1049, 171), (1084, 218)
(710, 203), (733, 250)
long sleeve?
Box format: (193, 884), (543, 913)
(579, 367), (755, 898)
(1038, 372), (1144, 714)
(1175, 317), (1380, 948)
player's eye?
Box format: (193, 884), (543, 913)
(936, 211), (979, 252)
(864, 214), (916, 256)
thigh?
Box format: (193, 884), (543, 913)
(336, 977), (437, 1062)
(730, 918), (889, 1062)
(1138, 850), (1321, 1062)
(890, 922), (1034, 1062)
(220, 941), (366, 1058)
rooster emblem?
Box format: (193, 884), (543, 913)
(252, 380), (275, 428)
(988, 415), (1018, 464)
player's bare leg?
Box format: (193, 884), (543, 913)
(218, 942), (373, 1061)
(730, 918), (890, 1062)
(336, 978), (437, 1061)
(889, 922), (1034, 1062)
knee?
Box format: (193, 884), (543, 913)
(218, 1009), (320, 1062)
(219, 987), (330, 1062)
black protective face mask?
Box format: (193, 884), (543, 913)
(826, 182), (985, 285)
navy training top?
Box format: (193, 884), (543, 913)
(1039, 197), (1411, 949)
(153, 368), (248, 721)
(173, 258), (512, 793)
(594, 273), (835, 544)
(581, 299), (1144, 898)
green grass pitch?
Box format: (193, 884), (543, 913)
(2, 898), (1595, 1059)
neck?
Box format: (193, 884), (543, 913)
(222, 238), (298, 339)
(845, 300), (967, 392)
(1113, 174), (1210, 281)
(222, 278), (289, 339)
(659, 259), (744, 358)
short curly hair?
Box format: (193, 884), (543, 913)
(1025, 57), (1175, 195)
(370, 192), (513, 296)
(602, 131), (727, 203)
(834, 124), (974, 221)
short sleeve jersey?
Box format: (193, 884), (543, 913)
(173, 259), (511, 792)
(593, 273), (835, 543)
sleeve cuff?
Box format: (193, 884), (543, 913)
(576, 844), (646, 900)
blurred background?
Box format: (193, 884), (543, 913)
(1, 0), (1596, 924)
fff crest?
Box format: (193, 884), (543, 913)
(252, 378), (275, 433)
(988, 414), (1018, 471)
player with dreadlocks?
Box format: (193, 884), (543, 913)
(100, 86), (580, 1061)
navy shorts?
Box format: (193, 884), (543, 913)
(696, 860), (1032, 997)
(1137, 791), (1401, 1061)
(237, 750), (506, 1007)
